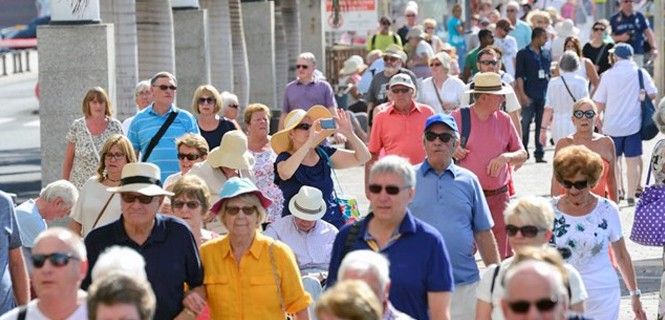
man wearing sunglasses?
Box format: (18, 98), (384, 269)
(367, 16), (402, 52)
(410, 114), (500, 319)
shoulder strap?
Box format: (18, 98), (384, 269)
(560, 76), (577, 102)
(268, 241), (286, 313)
(594, 43), (608, 66)
(638, 68), (645, 90)
(91, 193), (115, 230)
(370, 34), (377, 49)
(392, 34), (399, 45)
(489, 263), (501, 297)
(341, 220), (363, 260)
(431, 80), (446, 111)
(460, 107), (471, 149)
(17, 305), (27, 320)
(141, 110), (179, 162)
(646, 152), (654, 186)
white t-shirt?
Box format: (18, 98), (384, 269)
(70, 177), (121, 237)
(545, 72), (590, 142)
(494, 36), (518, 77)
(0, 299), (87, 320)
(418, 76), (466, 114)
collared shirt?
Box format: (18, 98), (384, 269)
(593, 60), (657, 137)
(368, 102), (435, 164)
(410, 161), (493, 285)
(365, 68), (419, 105)
(264, 215), (338, 271)
(358, 59), (385, 94)
(83, 214), (203, 320)
(127, 104), (199, 181)
(509, 20), (533, 50)
(282, 78), (336, 113)
(0, 191), (22, 314)
(327, 211), (454, 320)
(464, 46), (482, 76)
(199, 231), (312, 319)
(14, 199), (45, 249)
(515, 45), (551, 100)
(610, 10), (650, 54)
(384, 302), (415, 320)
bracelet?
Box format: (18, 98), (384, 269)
(630, 289), (641, 297)
(184, 308), (197, 317)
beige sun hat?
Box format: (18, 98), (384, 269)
(383, 44), (407, 62)
(339, 56), (367, 76)
(465, 72), (513, 95)
(207, 130), (255, 169)
(289, 186), (327, 221)
(107, 162), (174, 196)
(271, 105), (333, 154)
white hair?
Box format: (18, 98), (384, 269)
(91, 246), (147, 282)
(134, 80), (151, 97)
(34, 227), (87, 260)
(405, 1), (418, 14)
(221, 91), (239, 110)
(338, 250), (390, 297)
(297, 52), (317, 66)
(369, 155), (416, 188)
(40, 180), (78, 208)
(503, 260), (567, 301)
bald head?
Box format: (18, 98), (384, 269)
(501, 261), (568, 320)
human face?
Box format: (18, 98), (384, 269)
(44, 198), (72, 221)
(96, 303), (141, 320)
(120, 192), (162, 229)
(507, 6), (518, 20)
(248, 110), (270, 136)
(477, 54), (499, 73)
(383, 55), (403, 73)
(424, 24), (435, 35)
(561, 172), (591, 202)
(429, 59), (446, 77)
(405, 12), (417, 26)
(389, 85), (413, 109)
(506, 217), (549, 251)
(135, 89), (153, 110)
(620, 0), (634, 12)
(564, 41), (578, 54)
(293, 217), (316, 232)
(105, 144), (128, 177)
(502, 271), (565, 320)
(31, 236), (85, 300)
(177, 145), (204, 174)
(171, 194), (204, 229)
(150, 76), (176, 107)
(571, 102), (596, 133)
(479, 93), (505, 111)
(88, 98), (107, 118)
(288, 116), (313, 149)
(296, 58), (315, 81)
(224, 102), (239, 120)
(368, 172), (414, 222)
(222, 197), (260, 238)
(424, 124), (457, 167)
(591, 24), (606, 39)
(197, 95), (216, 116)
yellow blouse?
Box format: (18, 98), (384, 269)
(200, 231), (312, 319)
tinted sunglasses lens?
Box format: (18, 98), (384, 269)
(296, 64), (309, 69)
(521, 226), (540, 237)
(562, 180), (587, 189)
(32, 255), (46, 268)
(295, 123), (311, 130)
(505, 225), (518, 236)
(426, 132), (452, 143)
(121, 194), (154, 204)
(226, 207), (240, 215)
(430, 63), (441, 67)
(32, 253), (71, 268)
(535, 298), (558, 311)
(158, 85), (177, 91)
(391, 88), (409, 94)
(178, 153), (200, 161)
(241, 207), (256, 215)
(509, 301), (531, 313)
(199, 97), (214, 104)
(368, 184), (382, 194)
(480, 60), (497, 65)
(384, 186), (401, 195)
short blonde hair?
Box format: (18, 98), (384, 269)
(175, 133), (209, 157)
(218, 193), (267, 228)
(315, 280), (382, 320)
(572, 98), (598, 113)
(528, 10), (551, 27)
(96, 135), (137, 182)
(191, 85), (223, 115)
(553, 145), (603, 188)
(244, 103), (272, 125)
(82, 87), (112, 117)
(504, 196), (554, 231)
(423, 18), (437, 29)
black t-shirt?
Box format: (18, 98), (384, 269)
(583, 42), (614, 75)
(199, 118), (237, 149)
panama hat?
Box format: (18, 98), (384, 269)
(207, 130), (255, 169)
(209, 177), (272, 215)
(289, 186), (326, 221)
(107, 162), (174, 196)
(271, 105), (333, 154)
(339, 56), (367, 76)
(465, 72), (512, 95)
(383, 44), (407, 62)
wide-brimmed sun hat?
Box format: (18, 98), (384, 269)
(339, 56), (367, 76)
(289, 186), (326, 221)
(107, 162), (174, 196)
(209, 177), (272, 215)
(207, 130), (255, 169)
(465, 72), (513, 95)
(382, 44), (407, 62)
(271, 105), (332, 154)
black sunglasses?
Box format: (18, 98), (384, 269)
(391, 87), (411, 94)
(295, 64), (309, 69)
(154, 85), (177, 91)
(294, 123), (312, 131)
(505, 224), (544, 238)
(573, 110), (596, 119)
(368, 184), (408, 195)
(425, 131), (454, 143)
(177, 153), (202, 161)
(226, 206), (256, 216)
(228, 104), (239, 109)
(198, 97), (215, 104)
(384, 56), (400, 63)
(121, 193), (155, 204)
(508, 298), (558, 314)
(561, 179), (588, 189)
(172, 200), (201, 209)
(430, 62), (442, 67)
(32, 252), (79, 269)
(593, 27), (606, 32)
(478, 60), (498, 66)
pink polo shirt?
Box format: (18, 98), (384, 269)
(452, 107), (523, 190)
(368, 101), (434, 164)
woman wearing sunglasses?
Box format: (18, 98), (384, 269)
(272, 105), (370, 228)
(183, 177), (311, 319)
(476, 196), (588, 320)
(418, 51), (465, 114)
(191, 85), (240, 149)
(582, 19), (614, 75)
(169, 175), (218, 248)
(551, 145), (645, 320)
(164, 133), (209, 188)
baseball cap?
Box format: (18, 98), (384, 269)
(609, 43), (634, 59)
(425, 114), (459, 133)
(388, 74), (415, 90)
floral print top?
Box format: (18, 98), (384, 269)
(250, 149), (284, 224)
(650, 139), (665, 185)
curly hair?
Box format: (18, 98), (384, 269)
(553, 145), (603, 188)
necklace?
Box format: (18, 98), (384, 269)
(564, 193), (592, 207)
(105, 176), (120, 183)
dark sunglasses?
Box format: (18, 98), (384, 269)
(573, 110), (596, 119)
(177, 153), (202, 161)
(32, 252), (79, 269)
(228, 104), (239, 109)
(593, 27), (606, 32)
(505, 224), (544, 237)
(294, 123), (312, 131)
(384, 56), (399, 63)
(226, 206), (256, 216)
(508, 298), (558, 314)
(406, 13), (416, 17)
(368, 184), (408, 195)
(198, 97), (215, 104)
(430, 62), (442, 67)
(172, 200), (201, 209)
(391, 87), (411, 94)
(425, 131), (454, 143)
(478, 60), (498, 66)
(295, 64), (309, 69)
(154, 85), (177, 91)
(561, 179), (588, 189)
(121, 193), (155, 204)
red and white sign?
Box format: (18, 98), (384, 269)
(324, 0), (377, 36)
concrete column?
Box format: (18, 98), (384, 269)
(200, 0), (234, 92)
(242, 1), (276, 109)
(299, 0), (325, 72)
(37, 24), (115, 185)
(280, 0), (301, 81)
(136, 0), (176, 79)
(173, 8), (211, 106)
(274, 3), (288, 110)
(654, 0), (663, 102)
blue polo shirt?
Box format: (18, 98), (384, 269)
(610, 11), (650, 54)
(83, 214), (203, 320)
(410, 161), (493, 286)
(327, 211), (454, 320)
(515, 45), (551, 101)
(128, 104), (199, 181)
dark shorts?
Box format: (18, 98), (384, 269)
(611, 132), (642, 157)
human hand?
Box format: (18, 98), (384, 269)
(631, 296), (646, 320)
(453, 146), (470, 161)
(182, 291), (207, 315)
(487, 154), (509, 177)
(335, 109), (354, 137)
(539, 130), (548, 146)
(305, 119), (334, 149)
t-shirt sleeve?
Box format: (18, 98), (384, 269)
(426, 233), (454, 292)
(638, 13), (650, 32)
(282, 87), (292, 113)
(592, 75), (608, 104)
(274, 152), (291, 185)
(69, 181), (87, 224)
(514, 50), (526, 80)
(643, 69), (658, 95)
(476, 263), (500, 303)
(506, 115), (523, 152)
(606, 200), (623, 242)
(110, 119), (124, 135)
(505, 89), (521, 113)
(187, 113), (201, 134)
(127, 117), (141, 152)
(7, 201), (21, 250)
(565, 263), (589, 304)
(323, 82), (336, 108)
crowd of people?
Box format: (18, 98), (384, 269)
(0, 0), (662, 319)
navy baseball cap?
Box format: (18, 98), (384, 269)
(609, 43), (634, 59)
(425, 113), (458, 133)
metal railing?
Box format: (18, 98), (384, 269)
(0, 38), (37, 77)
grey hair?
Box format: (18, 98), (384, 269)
(297, 52), (317, 66)
(91, 246), (147, 282)
(655, 97), (665, 134)
(339, 250), (390, 297)
(558, 51), (580, 72)
(221, 91), (239, 110)
(506, 1), (520, 9)
(503, 260), (567, 302)
(40, 180), (79, 208)
(150, 71), (177, 86)
(369, 155), (416, 188)
(34, 227), (87, 260)
(134, 80), (151, 98)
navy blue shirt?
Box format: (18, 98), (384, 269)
(327, 211), (454, 320)
(515, 45), (551, 101)
(610, 11), (650, 54)
(83, 214), (203, 320)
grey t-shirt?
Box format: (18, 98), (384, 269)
(0, 191), (23, 314)
(365, 68), (419, 105)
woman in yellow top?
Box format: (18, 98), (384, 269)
(183, 177), (311, 319)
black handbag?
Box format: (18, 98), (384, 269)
(638, 69), (658, 140)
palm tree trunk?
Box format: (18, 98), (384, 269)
(280, 0), (301, 81)
(229, 0), (249, 107)
(135, 0), (176, 80)
(200, 0), (234, 92)
(274, 0), (288, 108)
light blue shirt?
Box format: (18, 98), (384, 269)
(510, 19), (533, 50)
(14, 200), (46, 249)
(409, 160), (493, 285)
(0, 191), (23, 314)
(128, 104), (199, 181)
(358, 58), (384, 94)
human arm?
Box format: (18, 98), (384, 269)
(68, 220), (82, 236)
(584, 59), (600, 94)
(474, 230), (500, 266)
(278, 112), (287, 131)
(428, 291), (451, 320)
(364, 153), (379, 198)
(514, 78), (530, 107)
(8, 247), (29, 305)
(539, 107), (553, 146)
(62, 142), (75, 180)
(611, 238), (646, 320)
(475, 301), (492, 320)
(603, 137), (618, 202)
(644, 27), (658, 57)
(486, 149), (527, 177)
(276, 120), (333, 181)
(181, 286), (207, 315)
(330, 110), (371, 169)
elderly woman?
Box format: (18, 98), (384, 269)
(164, 133), (209, 187)
(418, 51), (466, 114)
(540, 51), (590, 145)
(63, 87), (124, 190)
(476, 196), (588, 320)
(122, 80), (153, 134)
(69, 134), (136, 237)
(87, 273), (156, 320)
(550, 98), (617, 201)
(183, 177), (311, 319)
(551, 145), (645, 319)
(405, 27), (434, 79)
(244, 103), (284, 224)
(562, 36), (600, 92)
(221, 91), (241, 128)
(170, 175), (218, 247)
(192, 85), (239, 149)
(582, 19), (614, 75)
(273, 106), (370, 228)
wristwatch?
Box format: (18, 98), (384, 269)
(630, 289), (642, 297)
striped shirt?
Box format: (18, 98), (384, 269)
(128, 104), (199, 181)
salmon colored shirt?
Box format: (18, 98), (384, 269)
(368, 101), (434, 164)
(199, 231), (312, 319)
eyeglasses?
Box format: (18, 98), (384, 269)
(406, 13), (416, 17)
(154, 85), (177, 91)
(228, 104), (239, 109)
(505, 224), (545, 237)
(294, 123), (312, 131)
(381, 21), (391, 26)
(105, 152), (126, 161)
(384, 56), (400, 63)
(430, 62), (442, 67)
(198, 97), (215, 105)
(390, 87), (411, 94)
(295, 64), (309, 69)
(368, 184), (409, 195)
(507, 8), (517, 12)
(32, 252), (79, 269)
(478, 60), (498, 66)
(507, 298), (558, 314)
(593, 27), (606, 32)
(425, 131), (454, 143)
(172, 200), (201, 209)
(121, 193), (155, 204)
(561, 179), (588, 189)
(573, 110), (596, 119)
(177, 153), (202, 161)
(225, 206), (257, 216)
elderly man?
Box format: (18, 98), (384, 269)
(127, 72), (199, 182)
(501, 261), (570, 320)
(452, 72), (527, 258)
(14, 180), (78, 271)
(82, 162), (203, 320)
(0, 191), (29, 315)
(0, 228), (87, 320)
(396, 3), (418, 45)
(339, 250), (413, 319)
(506, 1), (532, 50)
(328, 155), (453, 320)
(122, 80), (153, 134)
(593, 43), (657, 206)
(410, 114), (500, 319)
(610, 0), (657, 67)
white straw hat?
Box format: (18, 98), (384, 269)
(107, 162), (174, 196)
(289, 186), (326, 221)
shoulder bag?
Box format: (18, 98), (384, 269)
(631, 158), (665, 246)
(638, 69), (658, 140)
(316, 147), (361, 224)
(431, 80), (447, 112)
(141, 110), (179, 162)
(560, 76), (577, 103)
(91, 194), (115, 231)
